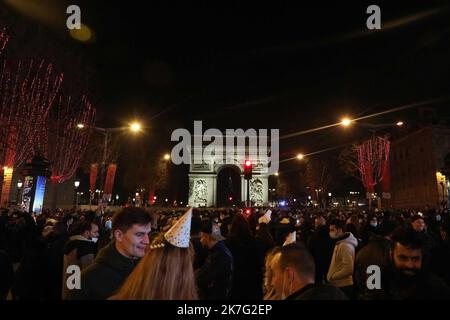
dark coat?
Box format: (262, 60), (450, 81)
(430, 240), (450, 287)
(65, 241), (139, 300)
(286, 283), (348, 300)
(191, 236), (208, 270)
(354, 235), (391, 299)
(0, 250), (14, 299)
(307, 226), (335, 285)
(225, 235), (264, 300)
(195, 241), (233, 300)
(366, 266), (450, 300)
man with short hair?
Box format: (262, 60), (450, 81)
(195, 219), (233, 300)
(373, 228), (450, 300)
(62, 219), (99, 299)
(327, 219), (358, 299)
(410, 215), (437, 252)
(271, 243), (347, 300)
(66, 207), (153, 300)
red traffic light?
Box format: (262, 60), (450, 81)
(245, 160), (252, 168)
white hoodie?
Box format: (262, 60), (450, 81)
(327, 232), (358, 288)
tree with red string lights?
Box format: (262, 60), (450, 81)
(0, 59), (63, 206)
(37, 94), (96, 184)
(356, 136), (390, 210)
(33, 91), (96, 209)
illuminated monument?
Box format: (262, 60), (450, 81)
(187, 144), (271, 208)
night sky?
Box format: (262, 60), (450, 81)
(2, 0), (450, 202)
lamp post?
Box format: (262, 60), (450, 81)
(78, 121), (142, 207)
(16, 180), (23, 205)
(74, 179), (80, 211)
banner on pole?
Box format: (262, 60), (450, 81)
(104, 163), (117, 195)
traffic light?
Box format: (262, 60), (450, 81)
(244, 160), (253, 179)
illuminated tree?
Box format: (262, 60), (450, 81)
(0, 59), (63, 205)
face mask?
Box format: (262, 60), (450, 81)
(329, 231), (338, 239)
(105, 220), (112, 230)
(436, 215), (441, 222)
(91, 237), (98, 243)
(370, 222), (378, 227)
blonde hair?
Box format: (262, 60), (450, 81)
(110, 235), (198, 300)
(263, 247), (281, 300)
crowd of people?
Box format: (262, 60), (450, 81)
(1, 204), (450, 300)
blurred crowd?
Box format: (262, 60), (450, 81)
(0, 204), (449, 300)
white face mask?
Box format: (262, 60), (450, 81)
(370, 222), (378, 227)
(105, 220), (112, 230)
(329, 231), (338, 239)
(91, 237), (98, 243)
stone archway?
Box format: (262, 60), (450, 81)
(187, 149), (270, 207)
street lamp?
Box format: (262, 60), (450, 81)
(274, 172), (279, 176)
(130, 122), (142, 133)
(297, 153), (304, 160)
(164, 154), (170, 161)
(74, 179), (80, 210)
(77, 121), (143, 205)
(16, 180), (23, 205)
(341, 118), (352, 127)
(396, 121), (404, 127)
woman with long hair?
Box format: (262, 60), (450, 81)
(263, 247), (281, 300)
(110, 209), (198, 300)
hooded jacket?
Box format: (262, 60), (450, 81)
(327, 232), (358, 288)
(61, 235), (95, 299)
(65, 241), (139, 300)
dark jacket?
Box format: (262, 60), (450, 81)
(307, 226), (335, 285)
(354, 235), (391, 299)
(0, 250), (14, 299)
(66, 241), (139, 300)
(195, 241), (233, 300)
(430, 240), (450, 287)
(225, 235), (264, 300)
(366, 266), (450, 300)
(191, 236), (208, 270)
(62, 236), (96, 299)
(286, 283), (348, 300)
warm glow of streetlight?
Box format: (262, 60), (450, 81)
(77, 123), (85, 129)
(274, 172), (279, 176)
(297, 153), (304, 160)
(396, 121), (404, 127)
(130, 122), (142, 132)
(164, 154), (170, 161)
(74, 180), (80, 188)
(341, 118), (352, 127)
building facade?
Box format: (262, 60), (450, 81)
(390, 126), (450, 209)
